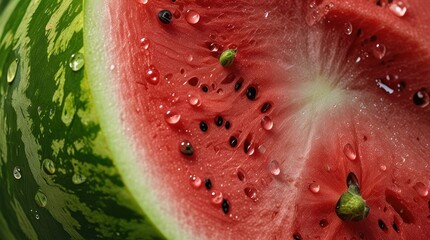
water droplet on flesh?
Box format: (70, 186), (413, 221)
(186, 10), (200, 24)
(309, 182), (320, 193)
(372, 43), (386, 59)
(261, 116), (274, 130)
(145, 65), (160, 85)
(211, 191), (223, 205)
(258, 144), (266, 154)
(137, 0), (148, 4)
(165, 110), (181, 124)
(208, 42), (219, 53)
(72, 173), (86, 185)
(140, 37), (150, 50)
(42, 159), (56, 175)
(413, 182), (428, 197)
(244, 187), (258, 202)
(344, 22), (353, 35)
(69, 53), (84, 71)
(380, 164), (387, 171)
(7, 58), (19, 84)
(245, 142), (255, 156)
(389, 1), (407, 17)
(343, 143), (357, 161)
(189, 175), (202, 189)
(35, 191), (48, 208)
(13, 166), (21, 179)
(187, 94), (201, 106)
(268, 160), (281, 176)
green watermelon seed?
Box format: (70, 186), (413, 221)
(7, 58), (19, 84)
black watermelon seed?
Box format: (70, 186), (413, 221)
(412, 89), (429, 106)
(293, 233), (302, 240)
(234, 81), (243, 91)
(246, 86), (257, 100)
(202, 85), (209, 92)
(357, 28), (362, 37)
(261, 102), (272, 113)
(158, 10), (173, 24)
(199, 121), (208, 132)
(229, 136), (238, 147)
(215, 116), (223, 126)
(179, 140), (193, 156)
(370, 35), (377, 42)
(378, 219), (387, 231)
(225, 121), (231, 130)
(204, 179), (212, 190)
(387, 0), (393, 3)
(244, 140), (252, 153)
(222, 199), (230, 214)
(392, 222), (400, 233)
(376, 0), (382, 6)
(172, 0), (176, 2)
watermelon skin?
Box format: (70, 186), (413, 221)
(0, 1), (164, 239)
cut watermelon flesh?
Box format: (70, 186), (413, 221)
(85, 0), (430, 239)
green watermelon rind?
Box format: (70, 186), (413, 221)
(0, 1), (164, 239)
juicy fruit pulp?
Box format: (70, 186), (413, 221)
(84, 0), (430, 239)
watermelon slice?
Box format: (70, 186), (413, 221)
(1, 0), (430, 239)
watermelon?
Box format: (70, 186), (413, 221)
(1, 0), (429, 239)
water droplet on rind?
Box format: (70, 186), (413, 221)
(13, 166), (22, 179)
(42, 159), (56, 175)
(69, 53), (84, 71)
(72, 173), (86, 185)
(7, 58), (19, 84)
(34, 191), (48, 208)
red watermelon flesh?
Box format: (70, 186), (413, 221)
(85, 0), (430, 239)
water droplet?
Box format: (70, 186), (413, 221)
(412, 89), (429, 108)
(244, 187), (258, 202)
(261, 116), (274, 130)
(208, 42), (220, 53)
(137, 0), (148, 4)
(344, 22), (353, 35)
(343, 143), (357, 161)
(380, 164), (387, 171)
(35, 214), (40, 220)
(263, 11), (269, 19)
(186, 10), (200, 24)
(413, 182), (428, 197)
(372, 43), (386, 59)
(34, 191), (48, 208)
(211, 191), (223, 205)
(42, 159), (56, 175)
(189, 175), (202, 189)
(187, 94), (201, 106)
(7, 58), (19, 84)
(164, 110), (181, 124)
(244, 142), (255, 156)
(268, 160), (281, 176)
(72, 173), (86, 185)
(309, 182), (320, 193)
(13, 166), (21, 179)
(319, 219), (329, 228)
(69, 52), (84, 71)
(237, 168), (246, 181)
(145, 65), (160, 85)
(179, 140), (194, 156)
(389, 1), (407, 17)
(186, 55), (193, 63)
(258, 144), (266, 154)
(140, 37), (150, 50)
